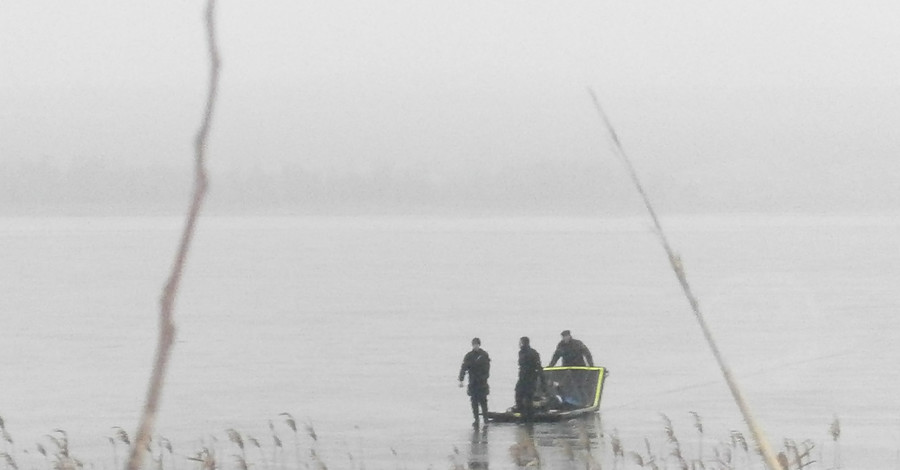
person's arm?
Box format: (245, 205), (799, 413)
(535, 352), (545, 386)
(458, 355), (468, 383)
(582, 343), (594, 367)
(548, 346), (561, 367)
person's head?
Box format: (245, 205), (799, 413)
(471, 337), (482, 350)
(560, 330), (572, 343)
(519, 336), (530, 349)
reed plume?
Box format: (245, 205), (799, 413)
(1, 452), (18, 470)
(690, 411), (705, 466)
(279, 412), (303, 468)
(187, 447), (215, 470)
(610, 428), (624, 469)
(829, 416), (841, 469)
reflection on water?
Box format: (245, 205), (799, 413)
(456, 415), (606, 469)
(467, 426), (489, 469)
(529, 415), (605, 468)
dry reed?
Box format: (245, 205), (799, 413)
(588, 88), (781, 469)
(0, 412), (852, 470)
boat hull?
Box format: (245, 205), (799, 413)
(486, 366), (608, 423)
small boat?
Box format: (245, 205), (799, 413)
(486, 366), (609, 423)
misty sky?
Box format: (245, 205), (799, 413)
(2, 1), (899, 213)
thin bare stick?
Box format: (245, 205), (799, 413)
(126, 2), (220, 469)
(586, 88), (782, 470)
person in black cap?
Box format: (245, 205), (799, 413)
(548, 330), (594, 367)
(458, 337), (491, 426)
(515, 336), (543, 422)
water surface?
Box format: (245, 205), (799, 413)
(1, 215), (897, 468)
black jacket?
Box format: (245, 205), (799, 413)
(517, 346), (543, 387)
(459, 349), (491, 397)
(549, 338), (593, 367)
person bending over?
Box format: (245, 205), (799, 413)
(549, 330), (593, 367)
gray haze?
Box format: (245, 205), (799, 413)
(2, 1), (900, 215)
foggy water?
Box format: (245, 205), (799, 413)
(1, 215), (898, 468)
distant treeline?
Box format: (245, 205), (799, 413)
(1, 157), (897, 216)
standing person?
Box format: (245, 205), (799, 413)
(458, 337), (491, 426)
(515, 336), (543, 422)
(548, 330), (594, 367)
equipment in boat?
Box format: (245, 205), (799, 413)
(486, 366), (609, 423)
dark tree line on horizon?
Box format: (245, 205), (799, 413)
(1, 156), (897, 216)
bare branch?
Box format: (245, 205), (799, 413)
(126, 2), (220, 469)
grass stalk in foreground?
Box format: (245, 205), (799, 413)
(0, 413), (846, 470)
(587, 87), (782, 470)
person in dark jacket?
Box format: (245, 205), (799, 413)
(515, 336), (543, 422)
(458, 337), (491, 426)
(548, 330), (594, 367)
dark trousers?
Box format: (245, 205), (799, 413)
(470, 395), (488, 421)
(515, 382), (536, 422)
